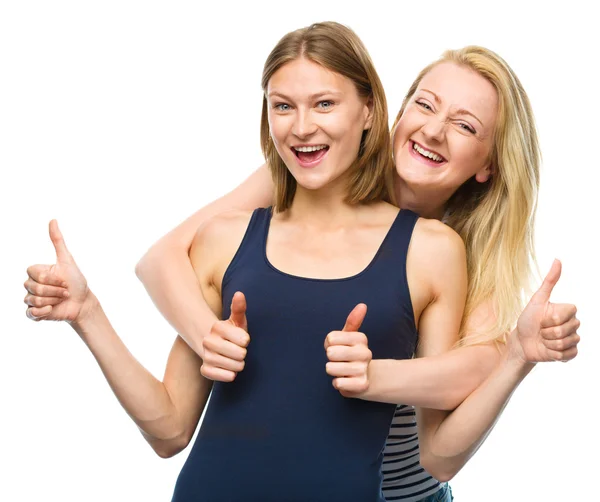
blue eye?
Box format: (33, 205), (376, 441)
(275, 103), (291, 111)
(317, 100), (334, 109)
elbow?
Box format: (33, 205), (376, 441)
(135, 247), (159, 282)
(420, 453), (459, 483)
(135, 243), (173, 284)
(146, 425), (193, 459)
(151, 434), (192, 459)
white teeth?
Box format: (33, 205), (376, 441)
(293, 145), (327, 153)
(413, 142), (444, 162)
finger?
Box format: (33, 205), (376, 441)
(229, 292), (247, 331)
(326, 345), (371, 363)
(24, 294), (65, 308)
(326, 361), (368, 378)
(49, 219), (74, 264)
(202, 351), (246, 373)
(332, 377), (369, 396)
(545, 346), (578, 362)
(543, 333), (580, 352)
(325, 330), (368, 348)
(541, 316), (581, 340)
(531, 259), (561, 304)
(541, 303), (577, 329)
(212, 321), (250, 348)
(342, 303), (367, 332)
(26, 265), (66, 287)
(24, 278), (69, 298)
(200, 364), (237, 383)
(203, 336), (247, 361)
(26, 305), (52, 321)
(559, 346), (578, 362)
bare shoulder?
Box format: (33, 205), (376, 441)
(190, 209), (257, 285)
(413, 217), (463, 250)
(409, 217), (467, 294)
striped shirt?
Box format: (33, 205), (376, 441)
(382, 405), (442, 501)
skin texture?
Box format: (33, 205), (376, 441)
(393, 63), (497, 218)
(24, 61), (580, 484)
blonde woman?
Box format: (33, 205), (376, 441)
(25, 30), (580, 502)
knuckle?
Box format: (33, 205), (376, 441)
(552, 314), (561, 325)
(554, 327), (562, 339)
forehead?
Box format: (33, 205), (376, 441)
(267, 58), (357, 98)
(418, 62), (498, 125)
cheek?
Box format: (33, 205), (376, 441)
(452, 139), (490, 175)
(393, 112), (416, 148)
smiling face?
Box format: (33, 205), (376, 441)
(393, 62), (499, 206)
(266, 57), (373, 194)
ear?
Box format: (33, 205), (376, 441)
(363, 97), (374, 131)
(475, 162), (492, 183)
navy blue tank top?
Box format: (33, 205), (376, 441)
(172, 207), (419, 502)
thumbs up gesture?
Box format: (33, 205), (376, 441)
(511, 259), (580, 363)
(24, 220), (90, 323)
(325, 303), (372, 398)
(201, 292), (251, 382)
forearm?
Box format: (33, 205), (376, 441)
(420, 341), (534, 480)
(362, 344), (500, 410)
(71, 294), (188, 446)
(135, 166), (272, 357)
(136, 246), (217, 356)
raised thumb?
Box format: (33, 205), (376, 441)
(342, 303), (367, 332)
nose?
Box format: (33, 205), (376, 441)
(421, 116), (447, 143)
(292, 109), (318, 139)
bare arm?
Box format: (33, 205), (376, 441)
(25, 221), (221, 459)
(72, 297), (211, 459)
(417, 261), (580, 481)
(361, 343), (500, 410)
(135, 165), (273, 356)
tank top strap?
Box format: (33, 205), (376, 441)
(221, 207), (272, 290)
(385, 209), (419, 253)
(369, 209), (419, 271)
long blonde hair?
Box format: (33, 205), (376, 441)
(260, 21), (395, 212)
(392, 46), (540, 346)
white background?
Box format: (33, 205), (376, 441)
(2, 1), (598, 500)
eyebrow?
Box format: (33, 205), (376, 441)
(267, 90), (343, 101)
(420, 89), (484, 128)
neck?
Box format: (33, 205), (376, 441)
(394, 176), (448, 221)
(286, 185), (357, 225)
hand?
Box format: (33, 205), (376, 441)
(324, 303), (371, 398)
(24, 220), (91, 323)
(201, 291), (250, 382)
(511, 259), (580, 363)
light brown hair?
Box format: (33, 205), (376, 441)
(260, 21), (394, 212)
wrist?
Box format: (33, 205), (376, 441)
(505, 329), (536, 376)
(69, 292), (102, 335)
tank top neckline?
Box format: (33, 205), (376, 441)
(261, 207), (406, 283)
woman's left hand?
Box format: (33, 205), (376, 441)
(511, 259), (580, 363)
(325, 303), (372, 397)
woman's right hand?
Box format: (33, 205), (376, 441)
(24, 220), (91, 323)
(201, 291), (250, 382)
